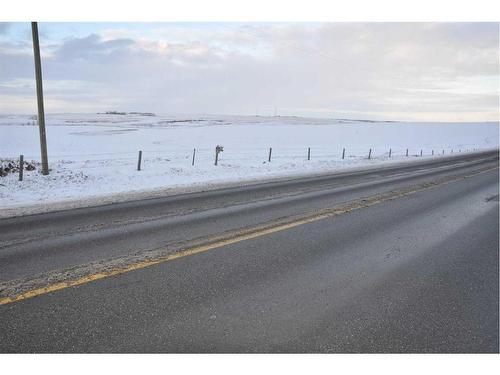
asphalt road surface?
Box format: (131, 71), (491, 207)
(0, 151), (498, 353)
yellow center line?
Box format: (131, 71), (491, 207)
(0, 165), (497, 306)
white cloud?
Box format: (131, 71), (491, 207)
(0, 22), (498, 121)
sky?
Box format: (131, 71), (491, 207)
(0, 22), (498, 121)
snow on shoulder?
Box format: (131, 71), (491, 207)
(0, 113), (498, 217)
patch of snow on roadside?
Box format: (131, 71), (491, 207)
(0, 113), (498, 213)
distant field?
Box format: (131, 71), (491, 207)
(1, 113), (498, 210)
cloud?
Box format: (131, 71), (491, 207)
(53, 34), (136, 61)
(0, 22), (498, 121)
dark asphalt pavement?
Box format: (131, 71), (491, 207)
(0, 151), (498, 352)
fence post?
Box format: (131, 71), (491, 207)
(137, 150), (142, 171)
(432, 150), (434, 156)
(442, 149), (444, 155)
(420, 149), (423, 157)
(192, 148), (196, 166)
(368, 148), (372, 159)
(307, 147), (311, 161)
(19, 154), (24, 181)
(406, 148), (408, 157)
(389, 148), (392, 158)
(214, 145), (224, 166)
(342, 148), (345, 160)
(268, 147), (272, 162)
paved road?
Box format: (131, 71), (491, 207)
(0, 151), (498, 352)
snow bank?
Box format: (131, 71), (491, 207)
(0, 113), (498, 215)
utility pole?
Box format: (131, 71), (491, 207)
(31, 22), (49, 175)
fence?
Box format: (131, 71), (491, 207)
(6, 145), (483, 181)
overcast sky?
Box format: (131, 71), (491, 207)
(0, 22), (498, 121)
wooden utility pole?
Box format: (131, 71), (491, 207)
(31, 22), (49, 175)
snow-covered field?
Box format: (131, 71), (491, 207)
(0, 113), (498, 214)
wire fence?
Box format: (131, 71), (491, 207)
(3, 144), (484, 179)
